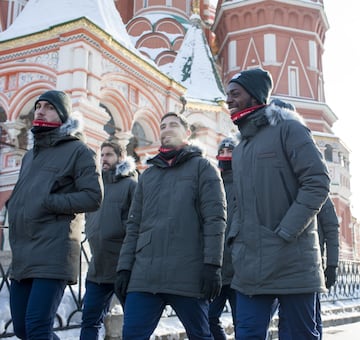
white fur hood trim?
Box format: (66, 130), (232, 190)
(59, 116), (83, 136)
(265, 102), (306, 127)
(115, 156), (137, 177)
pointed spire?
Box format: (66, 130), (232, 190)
(0, 0), (135, 51)
(167, 15), (225, 103)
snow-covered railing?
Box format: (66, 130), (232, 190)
(321, 260), (360, 302)
(1, 228), (360, 337)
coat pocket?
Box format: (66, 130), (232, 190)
(136, 230), (152, 253)
(259, 225), (299, 281)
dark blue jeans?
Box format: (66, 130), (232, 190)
(10, 278), (66, 340)
(315, 293), (323, 339)
(236, 291), (320, 340)
(123, 292), (212, 340)
(80, 280), (117, 340)
(268, 293), (323, 339)
(208, 284), (236, 340)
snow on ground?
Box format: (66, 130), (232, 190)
(2, 284), (360, 339)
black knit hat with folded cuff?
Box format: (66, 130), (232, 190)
(34, 90), (71, 123)
(229, 68), (273, 105)
(217, 137), (237, 155)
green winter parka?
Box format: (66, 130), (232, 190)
(229, 104), (330, 295)
(317, 197), (339, 268)
(117, 145), (227, 298)
(221, 170), (236, 286)
(7, 119), (102, 284)
(85, 157), (138, 283)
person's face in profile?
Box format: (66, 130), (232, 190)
(226, 82), (256, 116)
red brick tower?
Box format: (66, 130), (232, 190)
(213, 0), (355, 259)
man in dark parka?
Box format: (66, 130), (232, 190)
(265, 100), (339, 340)
(7, 90), (102, 340)
(80, 140), (137, 340)
(209, 137), (238, 340)
(115, 112), (227, 340)
(226, 69), (330, 339)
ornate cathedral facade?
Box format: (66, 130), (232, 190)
(1, 0), (359, 259)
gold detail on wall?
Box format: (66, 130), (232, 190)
(192, 0), (200, 15)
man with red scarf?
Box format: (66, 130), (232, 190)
(226, 69), (330, 339)
(115, 112), (227, 339)
(208, 137), (238, 339)
(7, 90), (102, 340)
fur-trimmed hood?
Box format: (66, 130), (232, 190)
(59, 116), (84, 138)
(115, 156), (137, 178)
(102, 156), (138, 184)
(265, 101), (306, 127)
(236, 102), (306, 140)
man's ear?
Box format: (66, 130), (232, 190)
(186, 128), (192, 138)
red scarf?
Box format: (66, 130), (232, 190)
(231, 104), (265, 123)
(216, 155), (232, 161)
(158, 145), (187, 164)
(32, 120), (62, 127)
(216, 155), (232, 171)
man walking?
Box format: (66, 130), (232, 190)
(226, 69), (330, 339)
(209, 137), (238, 339)
(115, 112), (227, 340)
(7, 90), (102, 340)
(80, 139), (137, 339)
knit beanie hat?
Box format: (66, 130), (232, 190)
(217, 137), (237, 155)
(229, 68), (273, 104)
(217, 137), (237, 172)
(34, 90), (72, 123)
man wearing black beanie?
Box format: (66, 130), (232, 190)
(7, 90), (103, 340)
(208, 137), (238, 340)
(226, 68), (330, 339)
(34, 90), (72, 123)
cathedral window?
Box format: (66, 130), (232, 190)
(264, 34), (276, 64)
(132, 121), (151, 147)
(288, 66), (299, 96)
(309, 40), (317, 69)
(324, 144), (333, 162)
(228, 40), (236, 70)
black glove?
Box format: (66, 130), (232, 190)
(201, 264), (222, 301)
(324, 265), (337, 289)
(114, 270), (131, 305)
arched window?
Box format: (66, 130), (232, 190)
(324, 144), (333, 162)
(132, 121), (151, 147)
(100, 103), (122, 137)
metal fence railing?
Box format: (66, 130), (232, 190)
(0, 228), (91, 338)
(1, 224), (360, 338)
